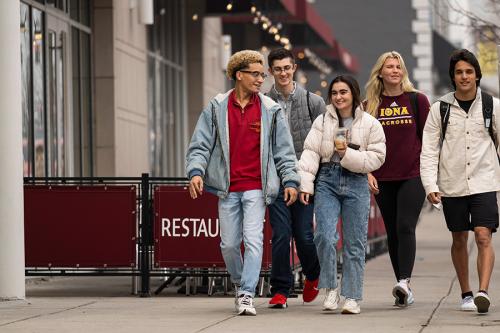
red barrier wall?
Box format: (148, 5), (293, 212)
(24, 185), (137, 267)
(153, 186), (273, 269)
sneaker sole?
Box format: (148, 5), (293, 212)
(268, 303), (287, 309)
(474, 296), (490, 314)
(341, 309), (360, 314)
(460, 306), (477, 312)
(323, 306), (338, 311)
(392, 286), (408, 307)
(238, 308), (257, 316)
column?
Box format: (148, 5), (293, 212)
(0, 0), (25, 300)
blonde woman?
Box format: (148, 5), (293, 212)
(298, 75), (386, 314)
(365, 51), (430, 307)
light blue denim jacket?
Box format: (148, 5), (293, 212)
(186, 89), (300, 205)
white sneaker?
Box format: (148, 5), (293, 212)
(237, 295), (257, 316)
(341, 298), (361, 314)
(474, 292), (490, 314)
(323, 288), (340, 311)
(393, 279), (410, 307)
(407, 288), (415, 305)
(460, 296), (477, 312)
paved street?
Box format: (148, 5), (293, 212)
(1, 206), (500, 332)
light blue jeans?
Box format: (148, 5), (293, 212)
(218, 190), (265, 297)
(314, 164), (370, 300)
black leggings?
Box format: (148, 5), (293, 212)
(375, 177), (425, 281)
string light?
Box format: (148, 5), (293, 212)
(226, 2), (233, 11)
(321, 80), (328, 88)
(192, 14), (198, 21)
(248, 5), (293, 54)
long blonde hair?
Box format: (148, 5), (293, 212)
(364, 51), (416, 117)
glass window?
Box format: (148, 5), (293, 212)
(69, 0), (79, 21)
(21, 3), (33, 177)
(21, 1), (93, 178)
(71, 27), (81, 175)
(147, 0), (186, 177)
(47, 0), (67, 11)
(80, 0), (90, 26)
(32, 9), (46, 177)
(47, 30), (66, 176)
(71, 27), (93, 177)
(80, 32), (92, 176)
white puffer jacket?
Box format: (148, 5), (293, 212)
(298, 104), (386, 194)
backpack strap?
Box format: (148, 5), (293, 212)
(439, 101), (451, 145)
(306, 90), (313, 123)
(409, 92), (421, 141)
(481, 91), (496, 146)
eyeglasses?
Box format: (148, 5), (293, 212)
(271, 65), (293, 74)
(239, 70), (268, 79)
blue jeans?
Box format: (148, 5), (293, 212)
(269, 187), (320, 297)
(218, 190), (265, 297)
(314, 164), (370, 300)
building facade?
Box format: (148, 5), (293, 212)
(19, 0), (359, 180)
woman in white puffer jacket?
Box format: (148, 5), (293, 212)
(298, 75), (386, 314)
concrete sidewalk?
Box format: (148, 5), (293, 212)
(1, 208), (499, 332)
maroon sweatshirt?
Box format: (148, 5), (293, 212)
(372, 92), (430, 181)
(227, 91), (262, 192)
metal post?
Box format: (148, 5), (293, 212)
(139, 173), (151, 296)
(0, 0), (25, 300)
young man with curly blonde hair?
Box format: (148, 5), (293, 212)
(186, 50), (300, 315)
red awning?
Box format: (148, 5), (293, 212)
(206, 0), (358, 73)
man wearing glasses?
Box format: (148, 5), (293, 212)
(186, 50), (299, 316)
(266, 48), (325, 308)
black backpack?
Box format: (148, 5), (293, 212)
(439, 92), (496, 147)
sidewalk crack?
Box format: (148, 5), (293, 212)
(419, 238), (475, 332)
(0, 301), (96, 327)
(419, 276), (456, 332)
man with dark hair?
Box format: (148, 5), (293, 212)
(187, 50), (299, 316)
(266, 47), (325, 308)
(421, 49), (500, 314)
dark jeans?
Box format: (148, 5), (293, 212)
(268, 187), (320, 297)
(375, 177), (425, 281)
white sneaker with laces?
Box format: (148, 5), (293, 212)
(323, 288), (340, 311)
(393, 279), (410, 307)
(237, 294), (257, 316)
(460, 296), (477, 312)
(474, 292), (490, 314)
(341, 298), (361, 314)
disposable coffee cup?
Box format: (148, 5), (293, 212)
(334, 127), (347, 149)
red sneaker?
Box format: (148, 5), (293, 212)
(303, 278), (319, 303)
(268, 293), (288, 308)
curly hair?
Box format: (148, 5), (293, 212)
(364, 51), (416, 117)
(226, 50), (264, 80)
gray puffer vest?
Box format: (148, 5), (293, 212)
(267, 84), (326, 159)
